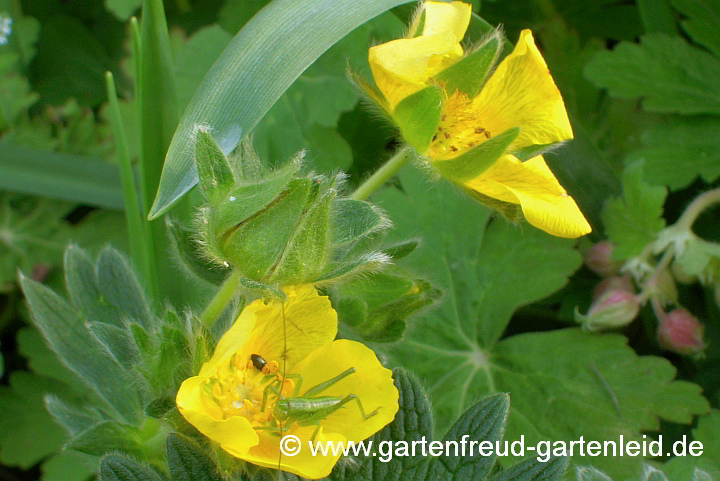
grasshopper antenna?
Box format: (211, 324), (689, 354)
(277, 300), (288, 477)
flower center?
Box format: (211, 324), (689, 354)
(202, 352), (294, 428)
(428, 92), (493, 159)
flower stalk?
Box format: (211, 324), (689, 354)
(350, 149), (412, 201)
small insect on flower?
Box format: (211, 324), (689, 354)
(176, 285), (398, 479)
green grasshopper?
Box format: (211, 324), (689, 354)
(258, 363), (379, 442)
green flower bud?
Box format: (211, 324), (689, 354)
(193, 132), (392, 286)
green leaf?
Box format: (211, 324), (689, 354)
(490, 457), (569, 481)
(95, 246), (153, 326)
(46, 395), (104, 436)
(393, 85), (444, 154)
(16, 328), (82, 387)
(672, 0), (720, 56)
(0, 193), (72, 291)
(434, 32), (502, 98)
(673, 237), (720, 282)
(32, 15), (126, 107)
(150, 0), (414, 218)
(584, 34), (720, 115)
(167, 433), (222, 481)
(426, 394), (509, 481)
(0, 372), (69, 468)
(66, 245), (127, 328)
(331, 199), (391, 247)
(333, 271), (440, 342)
(66, 421), (145, 458)
(194, 129), (236, 204)
(0, 143), (123, 209)
(139, 0), (180, 207)
(100, 454), (164, 481)
(575, 466), (613, 481)
(375, 167), (708, 478)
(20, 275), (145, 424)
(602, 161), (667, 259)
(41, 450), (99, 481)
(625, 116), (720, 190)
(662, 410), (720, 480)
(637, 0), (678, 34)
(432, 128), (520, 182)
(167, 218), (231, 285)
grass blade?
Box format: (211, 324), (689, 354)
(106, 72), (159, 302)
(0, 144), (123, 209)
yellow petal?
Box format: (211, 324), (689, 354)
(423, 1), (472, 40)
(176, 375), (260, 454)
(289, 340), (398, 443)
(198, 305), (256, 378)
(368, 1), (471, 111)
(229, 426), (346, 479)
(471, 29), (573, 150)
(369, 33), (461, 109)
(465, 155), (592, 238)
(241, 285), (337, 372)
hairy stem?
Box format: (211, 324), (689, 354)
(200, 270), (243, 328)
(350, 149), (412, 201)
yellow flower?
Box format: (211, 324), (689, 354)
(366, 1), (591, 238)
(176, 285), (398, 479)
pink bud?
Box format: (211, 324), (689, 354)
(592, 275), (635, 301)
(584, 241), (621, 277)
(657, 308), (705, 356)
(575, 289), (640, 331)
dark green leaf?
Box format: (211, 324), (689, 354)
(0, 372), (69, 468)
(426, 394), (509, 481)
(625, 116), (720, 190)
(100, 454), (165, 481)
(672, 0), (720, 56)
(637, 0), (677, 34)
(167, 433), (222, 481)
(490, 456), (569, 481)
(32, 15), (125, 106)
